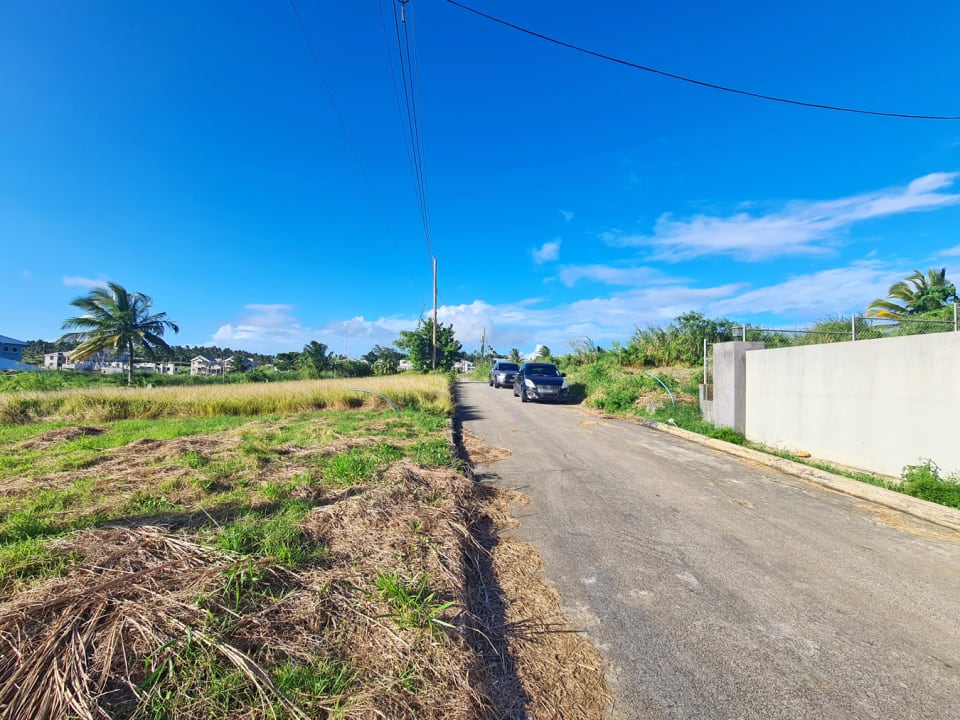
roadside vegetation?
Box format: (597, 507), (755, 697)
(0, 375), (605, 719)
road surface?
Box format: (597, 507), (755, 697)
(457, 380), (960, 720)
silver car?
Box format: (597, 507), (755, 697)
(488, 360), (519, 388)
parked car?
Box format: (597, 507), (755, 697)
(513, 362), (569, 403)
(489, 360), (519, 388)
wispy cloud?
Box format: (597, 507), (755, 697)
(62, 275), (108, 289)
(559, 210), (574, 222)
(605, 173), (960, 262)
(941, 244), (960, 257)
(532, 240), (561, 264)
(705, 261), (901, 319)
(557, 264), (668, 287)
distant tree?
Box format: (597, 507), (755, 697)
(300, 341), (333, 378)
(535, 345), (553, 361)
(362, 344), (403, 369)
(394, 319), (462, 372)
(508, 348), (522, 364)
(59, 282), (179, 385)
(867, 268), (958, 319)
(273, 351), (301, 372)
(228, 353), (248, 374)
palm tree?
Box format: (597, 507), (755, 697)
(508, 348), (523, 364)
(867, 268), (958, 319)
(59, 282), (179, 385)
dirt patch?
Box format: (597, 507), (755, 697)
(459, 428), (511, 467)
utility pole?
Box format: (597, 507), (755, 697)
(432, 256), (437, 370)
(480, 327), (486, 364)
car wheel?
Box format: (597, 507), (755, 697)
(488, 377), (493, 386)
(513, 384), (518, 397)
(521, 387), (528, 403)
(494, 379), (500, 388)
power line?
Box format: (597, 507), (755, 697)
(391, 0), (434, 263)
(287, 0), (424, 303)
(287, 0), (396, 232)
(443, 0), (960, 121)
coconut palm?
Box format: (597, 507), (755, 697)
(867, 268), (958, 319)
(59, 282), (179, 385)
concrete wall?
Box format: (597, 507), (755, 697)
(713, 342), (765, 433)
(744, 332), (960, 477)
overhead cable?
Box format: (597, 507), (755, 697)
(391, 0), (435, 263)
(443, 0), (960, 121)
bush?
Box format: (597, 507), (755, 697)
(899, 460), (960, 509)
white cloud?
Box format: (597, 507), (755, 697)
(941, 244), (960, 257)
(532, 240), (561, 264)
(62, 275), (108, 289)
(705, 261), (901, 319)
(557, 264), (671, 287)
(559, 210), (574, 222)
(605, 173), (960, 262)
(211, 305), (409, 356)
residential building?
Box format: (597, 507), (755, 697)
(0, 335), (26, 362)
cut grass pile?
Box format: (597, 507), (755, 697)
(0, 374), (454, 425)
(0, 394), (606, 718)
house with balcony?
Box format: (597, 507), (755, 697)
(191, 355), (228, 376)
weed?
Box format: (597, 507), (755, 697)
(374, 571), (455, 633)
(707, 426), (747, 445)
(216, 501), (321, 568)
(409, 438), (457, 468)
(900, 460), (960, 509)
(273, 658), (357, 704)
(127, 492), (180, 516)
(182, 451), (210, 469)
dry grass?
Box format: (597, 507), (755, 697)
(0, 400), (610, 719)
(0, 375), (454, 424)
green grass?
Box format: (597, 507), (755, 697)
(374, 571), (455, 634)
(273, 658), (357, 708)
(216, 500), (323, 568)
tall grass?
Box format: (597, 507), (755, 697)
(0, 375), (453, 424)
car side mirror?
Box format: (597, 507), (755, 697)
(561, 372), (566, 377)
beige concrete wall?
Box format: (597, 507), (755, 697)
(744, 332), (960, 477)
(713, 342), (765, 433)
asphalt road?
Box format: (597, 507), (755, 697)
(457, 380), (960, 720)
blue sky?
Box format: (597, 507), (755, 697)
(3, 0), (960, 358)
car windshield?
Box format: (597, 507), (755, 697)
(498, 363), (519, 371)
(524, 364), (559, 377)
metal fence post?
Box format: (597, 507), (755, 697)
(955, 302), (958, 332)
(851, 314), (856, 341)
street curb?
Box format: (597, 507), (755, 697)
(641, 420), (960, 534)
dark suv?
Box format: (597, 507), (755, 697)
(488, 360), (519, 388)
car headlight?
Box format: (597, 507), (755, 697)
(561, 380), (568, 390)
(524, 378), (537, 389)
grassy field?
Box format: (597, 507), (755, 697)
(0, 375), (454, 425)
(0, 375), (605, 719)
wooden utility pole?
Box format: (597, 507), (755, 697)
(432, 256), (437, 370)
